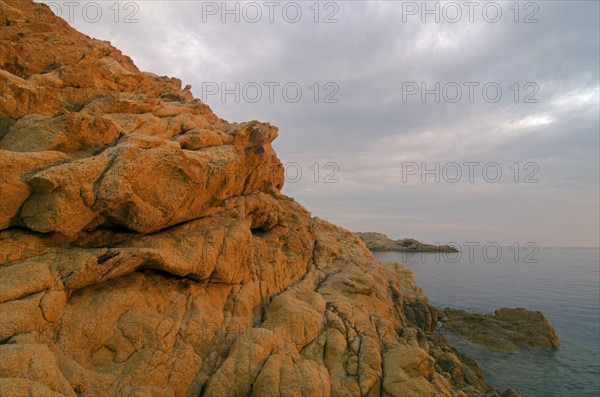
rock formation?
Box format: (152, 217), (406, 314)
(1, 1), (510, 395)
(356, 233), (459, 253)
(501, 389), (529, 397)
(441, 308), (559, 353)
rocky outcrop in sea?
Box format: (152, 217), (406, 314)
(441, 307), (559, 353)
(356, 232), (459, 253)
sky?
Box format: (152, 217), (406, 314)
(42, 0), (600, 247)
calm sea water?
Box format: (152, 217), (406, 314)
(373, 247), (600, 397)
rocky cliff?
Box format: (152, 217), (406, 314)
(1, 1), (501, 396)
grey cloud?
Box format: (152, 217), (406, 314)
(48, 0), (600, 246)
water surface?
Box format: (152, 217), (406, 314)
(373, 247), (600, 397)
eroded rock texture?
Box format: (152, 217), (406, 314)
(1, 1), (500, 396)
(442, 307), (559, 352)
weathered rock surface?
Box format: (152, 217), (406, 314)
(1, 1), (504, 396)
(501, 389), (529, 397)
(442, 308), (559, 352)
(356, 233), (459, 253)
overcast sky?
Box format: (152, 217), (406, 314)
(45, 0), (600, 247)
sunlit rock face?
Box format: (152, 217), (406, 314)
(0, 1), (500, 396)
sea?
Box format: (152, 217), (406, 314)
(372, 247), (600, 397)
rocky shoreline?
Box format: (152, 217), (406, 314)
(356, 232), (459, 252)
(0, 1), (532, 396)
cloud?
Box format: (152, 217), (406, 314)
(46, 0), (600, 246)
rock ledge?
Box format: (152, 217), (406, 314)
(442, 307), (559, 352)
